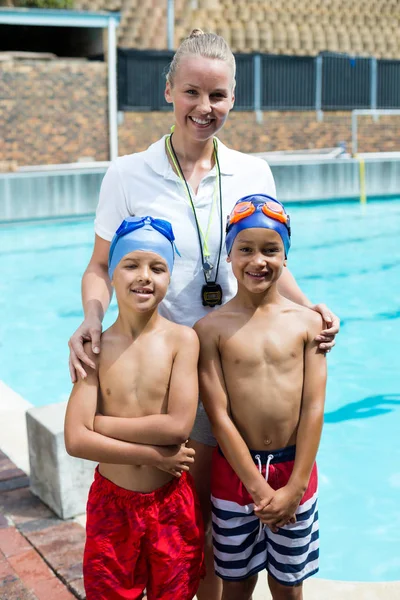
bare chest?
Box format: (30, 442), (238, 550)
(98, 343), (174, 417)
(221, 326), (305, 373)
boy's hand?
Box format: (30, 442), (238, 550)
(254, 485), (301, 531)
(156, 443), (195, 478)
(252, 480), (275, 514)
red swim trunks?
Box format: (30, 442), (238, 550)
(84, 468), (205, 600)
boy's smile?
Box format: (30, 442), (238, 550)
(112, 250), (170, 311)
(245, 269), (270, 281)
(131, 285), (154, 297)
(228, 228), (286, 294)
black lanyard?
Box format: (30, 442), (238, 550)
(168, 134), (224, 285)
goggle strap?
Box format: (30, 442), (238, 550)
(173, 241), (181, 257)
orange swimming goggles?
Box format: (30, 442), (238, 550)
(228, 197), (289, 228)
(226, 194), (291, 256)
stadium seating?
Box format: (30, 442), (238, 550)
(74, 0), (400, 59)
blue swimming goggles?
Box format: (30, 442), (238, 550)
(108, 216), (180, 279)
(113, 216), (175, 245)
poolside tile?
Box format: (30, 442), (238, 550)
(68, 577), (86, 599)
(19, 517), (64, 534)
(34, 577), (76, 599)
(0, 454), (13, 468)
(0, 451), (85, 598)
(0, 476), (30, 492)
(0, 467), (26, 482)
(0, 528), (31, 558)
(0, 513), (10, 529)
(0, 576), (37, 599)
(0, 555), (18, 586)
(8, 549), (53, 589)
(0, 487), (55, 525)
(0, 456), (21, 472)
(25, 522), (85, 584)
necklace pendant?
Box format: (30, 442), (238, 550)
(203, 259), (213, 273)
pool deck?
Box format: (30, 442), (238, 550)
(0, 449), (85, 599)
(0, 382), (399, 599)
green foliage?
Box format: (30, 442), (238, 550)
(13, 0), (74, 8)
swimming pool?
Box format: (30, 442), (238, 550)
(1, 199), (399, 582)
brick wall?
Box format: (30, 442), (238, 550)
(0, 59), (108, 166)
(1, 58), (399, 167)
(118, 111), (400, 157)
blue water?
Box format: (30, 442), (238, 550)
(1, 200), (400, 582)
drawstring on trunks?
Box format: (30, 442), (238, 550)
(255, 453), (274, 538)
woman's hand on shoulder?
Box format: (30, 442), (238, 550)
(310, 303), (340, 353)
(68, 316), (103, 383)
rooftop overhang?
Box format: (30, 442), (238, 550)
(0, 7), (120, 28)
(0, 7), (121, 161)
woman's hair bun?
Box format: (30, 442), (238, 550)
(189, 28), (204, 38)
(166, 28), (236, 86)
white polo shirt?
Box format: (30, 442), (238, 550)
(95, 136), (276, 327)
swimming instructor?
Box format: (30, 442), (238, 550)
(68, 30), (339, 600)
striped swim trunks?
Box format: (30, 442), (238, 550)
(211, 445), (319, 586)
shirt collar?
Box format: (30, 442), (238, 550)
(214, 138), (235, 176)
(143, 135), (235, 178)
(143, 135), (171, 178)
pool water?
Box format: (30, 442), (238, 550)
(1, 199), (400, 582)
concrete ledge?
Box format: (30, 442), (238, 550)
(0, 381), (31, 474)
(26, 401), (95, 520)
(0, 156), (399, 222)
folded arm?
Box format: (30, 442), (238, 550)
(64, 346), (166, 467)
(94, 328), (200, 446)
(194, 319), (274, 506)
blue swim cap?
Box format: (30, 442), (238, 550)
(108, 216), (177, 280)
(225, 194), (291, 257)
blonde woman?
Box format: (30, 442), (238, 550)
(69, 30), (339, 600)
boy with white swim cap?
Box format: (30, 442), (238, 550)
(65, 216), (204, 600)
(195, 195), (327, 600)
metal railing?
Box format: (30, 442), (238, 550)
(117, 49), (400, 113)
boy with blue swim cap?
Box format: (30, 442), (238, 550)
(194, 194), (327, 599)
(225, 194), (291, 258)
(65, 216), (204, 600)
(108, 215), (177, 280)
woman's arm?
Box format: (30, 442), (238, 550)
(277, 266), (312, 307)
(278, 267), (340, 351)
(69, 161), (130, 382)
(94, 328), (200, 446)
